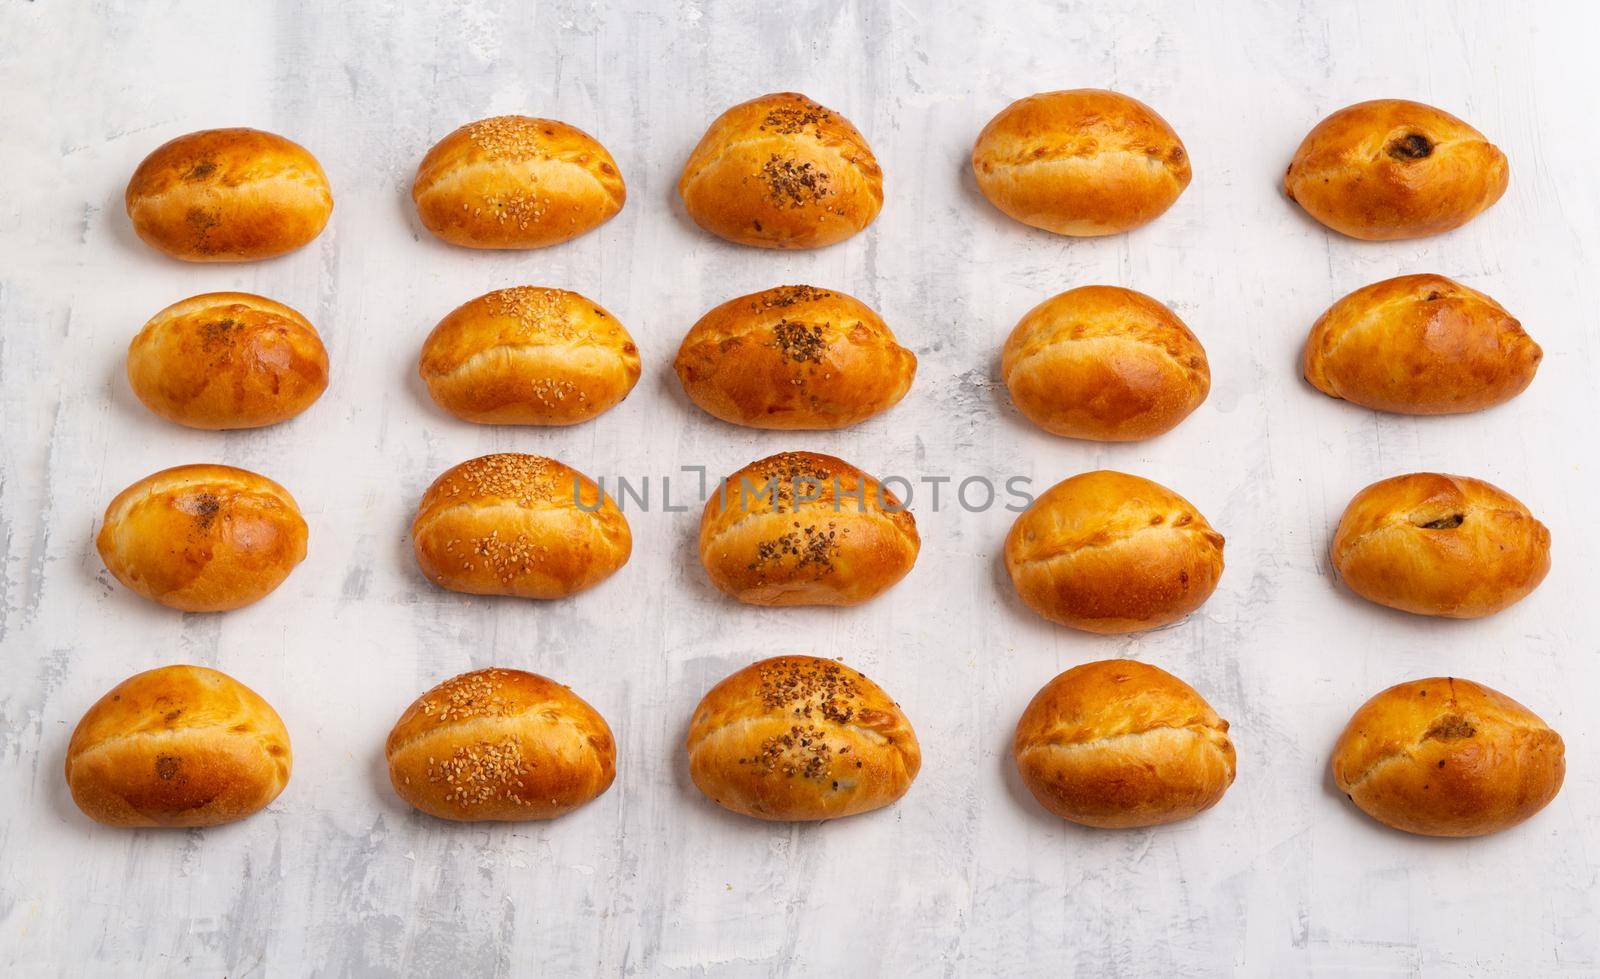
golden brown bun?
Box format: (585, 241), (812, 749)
(127, 292), (329, 429)
(674, 285), (916, 430)
(412, 115), (625, 249)
(125, 128), (332, 262)
(1013, 660), (1235, 828)
(1284, 99), (1508, 240)
(1332, 677), (1564, 837)
(686, 655), (920, 821)
(96, 465), (308, 612)
(411, 453), (631, 599)
(698, 452), (919, 606)
(1331, 473), (1550, 618)
(386, 668), (615, 822)
(678, 93), (883, 249)
(972, 89), (1191, 237)
(1005, 470), (1223, 634)
(65, 665), (291, 827)
(1002, 286), (1209, 440)
(1303, 274), (1539, 415)
(419, 286), (640, 425)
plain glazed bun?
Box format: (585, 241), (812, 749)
(1304, 274), (1539, 415)
(1002, 285), (1209, 440)
(411, 453), (630, 599)
(699, 451), (919, 606)
(686, 655), (920, 821)
(65, 665), (291, 827)
(127, 292), (329, 429)
(972, 89), (1191, 236)
(412, 115), (625, 249)
(1013, 659), (1235, 828)
(1005, 470), (1223, 633)
(678, 92), (883, 249)
(1331, 677), (1564, 837)
(419, 286), (640, 425)
(1284, 99), (1508, 240)
(386, 668), (616, 821)
(1331, 473), (1550, 618)
(96, 464), (307, 612)
(674, 285), (915, 429)
(125, 128), (332, 261)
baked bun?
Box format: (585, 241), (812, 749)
(972, 89), (1191, 237)
(127, 292), (329, 429)
(1002, 286), (1209, 440)
(386, 668), (615, 822)
(686, 655), (920, 821)
(1005, 470), (1223, 633)
(1285, 99), (1508, 240)
(65, 665), (291, 827)
(125, 128), (332, 261)
(1013, 659), (1235, 828)
(1304, 274), (1539, 415)
(412, 453), (630, 599)
(96, 464), (308, 612)
(674, 285), (916, 430)
(699, 451), (918, 606)
(419, 286), (640, 425)
(411, 115), (625, 249)
(1331, 473), (1550, 618)
(1332, 677), (1564, 837)
(678, 92), (883, 249)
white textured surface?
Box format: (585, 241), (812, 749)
(2, 1), (1598, 975)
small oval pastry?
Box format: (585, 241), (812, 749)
(65, 665), (292, 827)
(411, 453), (631, 599)
(1005, 470), (1224, 634)
(1013, 659), (1236, 828)
(96, 464), (308, 612)
(412, 115), (625, 249)
(1332, 677), (1564, 837)
(678, 92), (883, 249)
(686, 655), (920, 821)
(1303, 274), (1540, 415)
(1284, 99), (1508, 240)
(699, 451), (919, 606)
(386, 668), (616, 822)
(1002, 285), (1209, 440)
(127, 292), (329, 429)
(125, 128), (333, 261)
(419, 286), (640, 425)
(972, 89), (1191, 237)
(674, 285), (916, 430)
(1331, 473), (1550, 618)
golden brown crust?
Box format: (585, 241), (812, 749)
(1331, 473), (1550, 618)
(674, 285), (916, 429)
(678, 93), (883, 249)
(65, 666), (291, 827)
(698, 452), (919, 606)
(686, 655), (920, 821)
(1331, 677), (1564, 837)
(1303, 274), (1540, 415)
(127, 292), (329, 429)
(1002, 286), (1209, 440)
(1005, 470), (1223, 634)
(386, 668), (615, 822)
(96, 464), (307, 612)
(972, 89), (1191, 237)
(411, 453), (631, 599)
(419, 286), (640, 425)
(125, 128), (332, 261)
(1013, 660), (1235, 828)
(1284, 99), (1508, 240)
